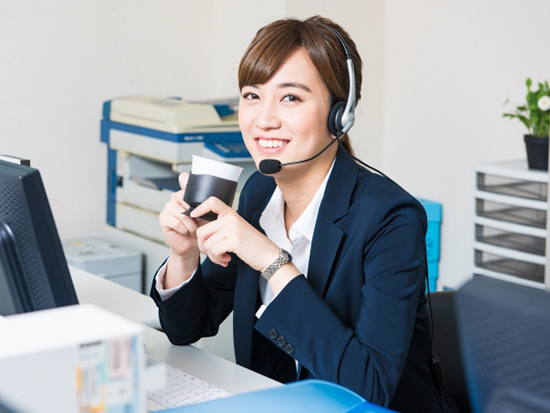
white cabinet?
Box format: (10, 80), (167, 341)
(473, 160), (549, 289)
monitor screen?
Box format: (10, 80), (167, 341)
(0, 159), (78, 316)
(455, 276), (550, 413)
(0, 221), (32, 315)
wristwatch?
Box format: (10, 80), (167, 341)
(261, 248), (293, 281)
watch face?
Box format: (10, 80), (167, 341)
(282, 249), (292, 262)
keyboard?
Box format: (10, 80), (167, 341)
(146, 357), (232, 411)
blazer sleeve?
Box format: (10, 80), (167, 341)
(254, 194), (427, 407)
(150, 257), (237, 345)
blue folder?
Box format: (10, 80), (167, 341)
(162, 380), (394, 413)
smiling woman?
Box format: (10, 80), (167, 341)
(151, 15), (459, 413)
(238, 17), (361, 157)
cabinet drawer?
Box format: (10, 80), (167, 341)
(477, 172), (547, 201)
(476, 199), (546, 228)
(474, 249), (544, 283)
(475, 224), (546, 256)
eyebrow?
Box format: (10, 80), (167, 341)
(243, 82), (312, 93)
(277, 82), (312, 93)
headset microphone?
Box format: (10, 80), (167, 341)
(258, 159), (282, 175)
(258, 133), (342, 175)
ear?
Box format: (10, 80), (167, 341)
(327, 101), (346, 137)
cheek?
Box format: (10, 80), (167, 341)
(296, 107), (330, 142)
(237, 106), (251, 131)
(238, 108), (257, 155)
(238, 108), (256, 142)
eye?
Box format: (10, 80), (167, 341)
(282, 95), (301, 102)
(242, 92), (259, 100)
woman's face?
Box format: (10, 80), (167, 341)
(238, 48), (334, 175)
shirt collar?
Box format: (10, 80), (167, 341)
(260, 158), (336, 245)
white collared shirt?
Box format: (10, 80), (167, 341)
(255, 160), (334, 317)
(155, 160), (335, 313)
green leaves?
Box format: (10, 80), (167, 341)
(504, 77), (550, 137)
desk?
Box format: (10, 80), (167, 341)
(71, 266), (161, 329)
(70, 266), (281, 395)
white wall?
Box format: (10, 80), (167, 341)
(1, 0), (548, 289)
(382, 0), (550, 288)
(0, 0), (287, 238)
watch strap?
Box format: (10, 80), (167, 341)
(261, 248), (292, 281)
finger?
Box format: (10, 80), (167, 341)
(166, 196), (189, 216)
(181, 214), (199, 237)
(160, 210), (186, 234)
(170, 190), (189, 209)
(190, 196), (233, 219)
(201, 225), (230, 254)
(205, 246), (232, 267)
(160, 209), (199, 237)
(196, 218), (223, 241)
(179, 172), (190, 189)
(195, 220), (222, 253)
(208, 239), (233, 267)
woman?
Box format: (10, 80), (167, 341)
(151, 16), (456, 412)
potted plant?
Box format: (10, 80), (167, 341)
(503, 78), (550, 170)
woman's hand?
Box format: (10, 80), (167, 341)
(159, 173), (206, 282)
(191, 197), (280, 272)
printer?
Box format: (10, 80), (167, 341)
(100, 96), (256, 247)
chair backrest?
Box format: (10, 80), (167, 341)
(485, 388), (550, 413)
(428, 290), (471, 413)
(455, 276), (550, 413)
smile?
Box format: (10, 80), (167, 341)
(257, 138), (289, 148)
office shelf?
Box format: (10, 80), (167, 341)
(475, 225), (545, 256)
(477, 174), (547, 201)
(473, 160), (550, 288)
(475, 250), (544, 282)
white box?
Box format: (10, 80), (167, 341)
(63, 237), (143, 292)
(0, 304), (145, 413)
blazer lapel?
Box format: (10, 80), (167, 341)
(307, 147), (359, 297)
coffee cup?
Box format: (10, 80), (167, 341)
(183, 156), (243, 221)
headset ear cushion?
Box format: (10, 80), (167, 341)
(328, 101), (346, 136)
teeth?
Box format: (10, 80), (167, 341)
(259, 139), (286, 148)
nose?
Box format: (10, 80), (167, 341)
(255, 99), (281, 131)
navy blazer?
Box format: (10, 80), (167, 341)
(151, 147), (454, 412)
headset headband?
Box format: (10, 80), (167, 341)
(323, 25), (356, 135)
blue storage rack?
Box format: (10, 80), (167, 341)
(418, 199), (442, 291)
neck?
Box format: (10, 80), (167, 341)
(276, 146), (336, 233)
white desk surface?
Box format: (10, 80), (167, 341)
(70, 265), (281, 395)
(70, 265), (161, 329)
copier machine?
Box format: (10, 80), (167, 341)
(100, 96), (256, 246)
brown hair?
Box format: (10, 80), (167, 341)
(238, 16), (362, 155)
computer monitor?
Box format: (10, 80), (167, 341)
(0, 159), (78, 316)
(455, 276), (550, 413)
